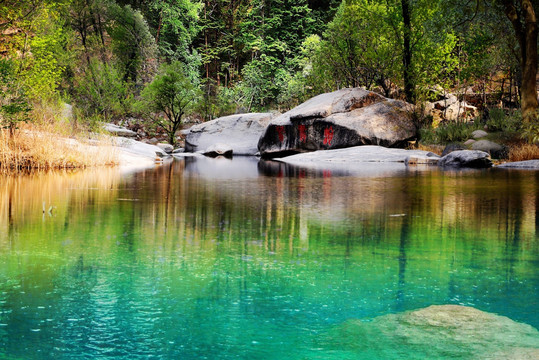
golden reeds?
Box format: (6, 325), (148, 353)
(0, 123), (118, 173)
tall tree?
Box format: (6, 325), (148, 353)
(500, 0), (538, 123)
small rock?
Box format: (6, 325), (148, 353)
(438, 150), (492, 168)
(472, 130), (488, 139)
(471, 140), (507, 159)
(464, 139), (476, 146)
(441, 143), (465, 157)
(203, 143), (233, 158)
(156, 143), (174, 154)
(172, 148), (185, 154)
(148, 138), (159, 145)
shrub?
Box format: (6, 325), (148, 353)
(419, 121), (481, 144)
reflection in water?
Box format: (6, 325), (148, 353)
(0, 159), (538, 359)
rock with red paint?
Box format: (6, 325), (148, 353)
(258, 88), (416, 158)
(185, 113), (275, 155)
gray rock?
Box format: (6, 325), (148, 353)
(497, 160), (539, 169)
(472, 129), (488, 139)
(186, 113), (274, 155)
(441, 143), (465, 157)
(464, 139), (476, 146)
(104, 123), (137, 137)
(203, 143), (233, 158)
(471, 140), (508, 159)
(258, 88), (416, 158)
(148, 137), (159, 145)
(438, 150), (492, 168)
(324, 305), (539, 359)
(156, 143), (174, 153)
(172, 148), (186, 154)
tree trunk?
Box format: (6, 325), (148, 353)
(401, 0), (414, 103)
(502, 0), (538, 123)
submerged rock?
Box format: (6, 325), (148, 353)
(438, 150), (492, 168)
(258, 88), (416, 158)
(185, 113), (274, 155)
(322, 305), (539, 359)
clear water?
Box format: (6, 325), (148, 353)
(0, 157), (538, 359)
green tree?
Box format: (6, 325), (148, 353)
(137, 61), (200, 145)
(499, 0), (538, 126)
(107, 3), (157, 83)
(0, 59), (31, 136)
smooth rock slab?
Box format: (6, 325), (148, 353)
(104, 123), (137, 137)
(278, 145), (436, 166)
(322, 305), (539, 359)
(185, 113), (274, 155)
(258, 88), (416, 158)
(438, 150), (492, 168)
(497, 160), (539, 169)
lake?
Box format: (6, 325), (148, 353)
(1, 157), (538, 359)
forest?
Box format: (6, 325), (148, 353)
(1, 0), (539, 158)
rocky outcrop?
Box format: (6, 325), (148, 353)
(438, 150), (492, 168)
(185, 113), (274, 155)
(323, 305), (539, 359)
(258, 88), (417, 158)
(425, 93), (478, 123)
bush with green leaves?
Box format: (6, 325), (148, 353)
(486, 108), (521, 134)
(74, 58), (131, 120)
(420, 121), (481, 144)
(0, 59), (31, 135)
(137, 61), (201, 145)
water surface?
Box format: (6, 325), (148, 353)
(0, 157), (538, 359)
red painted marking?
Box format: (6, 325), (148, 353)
(323, 126), (334, 146)
(323, 170), (332, 178)
(276, 126), (285, 142)
(298, 125), (307, 143)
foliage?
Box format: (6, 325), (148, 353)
(137, 61), (200, 144)
(150, 0), (202, 62)
(74, 58), (132, 120)
(107, 3), (157, 83)
(0, 59), (31, 135)
(419, 121), (481, 144)
(486, 108), (520, 133)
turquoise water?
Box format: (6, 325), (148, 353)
(0, 157), (538, 359)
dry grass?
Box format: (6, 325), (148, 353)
(415, 143), (444, 156)
(0, 122), (119, 173)
(508, 142), (539, 162)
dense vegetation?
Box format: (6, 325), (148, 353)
(0, 0), (538, 152)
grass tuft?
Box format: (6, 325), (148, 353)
(508, 142), (539, 162)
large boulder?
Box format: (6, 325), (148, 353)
(185, 113), (274, 155)
(438, 150), (492, 168)
(258, 88), (417, 158)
